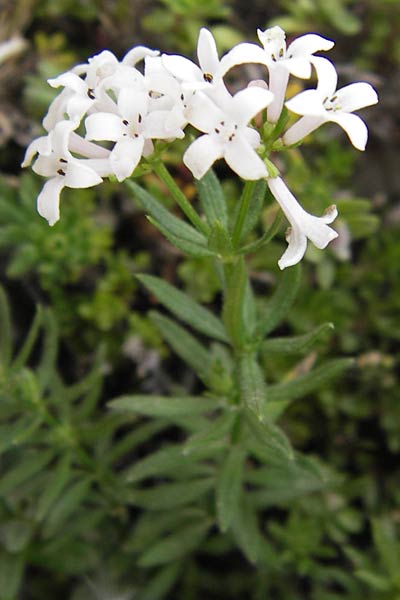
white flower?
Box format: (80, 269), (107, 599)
(183, 86), (273, 180)
(267, 176), (338, 269)
(221, 26), (334, 123)
(283, 58), (379, 150)
(22, 121), (107, 225)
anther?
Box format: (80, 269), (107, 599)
(57, 169), (66, 176)
(87, 88), (95, 99)
(59, 158), (68, 163)
(203, 72), (213, 83)
(122, 119), (129, 126)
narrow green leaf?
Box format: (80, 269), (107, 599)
(123, 444), (219, 483)
(238, 354), (267, 418)
(261, 323), (334, 355)
(207, 221), (233, 257)
(0, 286), (12, 367)
(37, 309), (58, 391)
(138, 520), (210, 567)
(183, 412), (236, 455)
(216, 446), (246, 533)
(150, 312), (212, 380)
(138, 563), (182, 600)
(265, 358), (354, 404)
(0, 450), (53, 496)
(222, 257), (247, 348)
(244, 408), (294, 461)
(42, 478), (92, 539)
(138, 274), (228, 342)
(0, 520), (34, 553)
(147, 215), (215, 257)
(108, 421), (166, 464)
(36, 454), (72, 522)
(0, 551), (24, 600)
(131, 478), (214, 510)
(126, 179), (206, 244)
(108, 395), (217, 418)
(0, 416), (42, 454)
(12, 306), (43, 370)
(239, 209), (283, 254)
(355, 570), (391, 592)
(371, 517), (400, 581)
(196, 169), (228, 229)
(256, 263), (301, 338)
(232, 495), (262, 564)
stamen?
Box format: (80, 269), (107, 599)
(122, 119), (129, 126)
(57, 169), (66, 176)
(87, 88), (95, 99)
(203, 72), (213, 83)
(59, 158), (68, 163)
(138, 114), (142, 123)
(278, 48), (284, 58)
(215, 128), (220, 134)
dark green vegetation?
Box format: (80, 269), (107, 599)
(0, 1), (399, 598)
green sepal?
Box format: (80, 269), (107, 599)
(261, 322), (334, 354)
(216, 445), (246, 533)
(238, 353), (267, 418)
(137, 274), (228, 343)
(196, 169), (228, 229)
(150, 311), (212, 381)
(256, 263), (301, 338)
(108, 394), (219, 419)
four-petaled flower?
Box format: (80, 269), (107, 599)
(183, 87), (273, 179)
(284, 57), (379, 150)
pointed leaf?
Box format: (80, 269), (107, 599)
(42, 478), (92, 539)
(138, 520), (210, 567)
(150, 311), (212, 380)
(232, 495), (263, 564)
(244, 408), (294, 461)
(262, 322), (334, 354)
(36, 454), (72, 522)
(238, 354), (267, 418)
(138, 274), (228, 342)
(126, 179), (206, 244)
(147, 215), (215, 257)
(256, 263), (301, 338)
(108, 395), (218, 418)
(222, 257), (248, 348)
(0, 450), (53, 496)
(0, 286), (12, 367)
(196, 168), (228, 229)
(138, 563), (182, 600)
(0, 551), (24, 600)
(371, 517), (400, 581)
(131, 478), (214, 510)
(216, 446), (246, 533)
(13, 306), (43, 369)
(237, 179), (267, 242)
(183, 412), (236, 455)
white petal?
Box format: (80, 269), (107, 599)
(183, 135), (223, 179)
(267, 67), (290, 123)
(329, 112), (369, 150)
(186, 92), (224, 132)
(278, 226), (307, 269)
(85, 113), (125, 142)
(64, 160), (103, 188)
(285, 57), (312, 79)
(52, 121), (76, 158)
(313, 57), (338, 97)
(285, 89), (326, 116)
(230, 87), (273, 125)
(48, 72), (87, 94)
(220, 43), (268, 75)
(118, 88), (148, 123)
(42, 89), (73, 131)
(37, 177), (64, 226)
(197, 28), (219, 75)
(283, 115), (326, 145)
(32, 154), (58, 178)
(21, 134), (51, 167)
(243, 126), (261, 148)
(305, 216), (338, 249)
(110, 137), (144, 181)
(145, 110), (185, 139)
(224, 137), (267, 180)
(65, 93), (94, 122)
(288, 33), (334, 58)
(122, 46), (159, 66)
(69, 131), (110, 158)
(335, 82), (378, 113)
(162, 54), (202, 83)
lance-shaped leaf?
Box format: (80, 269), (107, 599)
(150, 311), (212, 381)
(42, 478), (92, 539)
(36, 454), (72, 522)
(266, 358), (354, 404)
(371, 516), (400, 581)
(261, 322), (334, 354)
(235, 179), (267, 243)
(222, 257), (248, 348)
(232, 494), (263, 564)
(256, 263), (301, 338)
(0, 286), (12, 367)
(207, 221), (233, 257)
(147, 215), (215, 258)
(12, 305), (43, 370)
(238, 354), (267, 418)
(196, 168), (228, 229)
(139, 563), (182, 600)
(0, 450), (53, 496)
(216, 445), (246, 533)
(108, 395), (218, 419)
(138, 274), (228, 342)
(244, 408), (294, 462)
(126, 179), (207, 245)
(130, 478), (214, 510)
(183, 412), (237, 455)
(138, 520), (211, 567)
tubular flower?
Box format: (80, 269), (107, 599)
(284, 58), (379, 150)
(267, 176), (338, 269)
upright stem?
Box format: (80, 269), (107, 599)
(231, 181), (256, 248)
(151, 160), (210, 236)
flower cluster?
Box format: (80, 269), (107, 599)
(23, 27), (378, 268)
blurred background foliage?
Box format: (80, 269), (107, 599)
(0, 0), (399, 598)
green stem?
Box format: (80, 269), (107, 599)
(231, 181), (256, 248)
(151, 160), (209, 236)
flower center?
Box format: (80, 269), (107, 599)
(122, 115), (142, 138)
(323, 95), (341, 112)
(213, 120), (238, 143)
